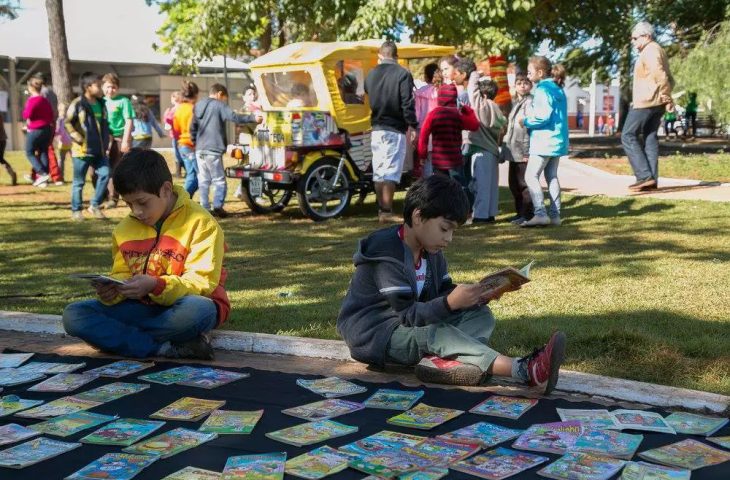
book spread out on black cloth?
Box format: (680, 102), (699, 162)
(1, 349), (728, 479)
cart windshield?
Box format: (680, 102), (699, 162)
(261, 71), (318, 108)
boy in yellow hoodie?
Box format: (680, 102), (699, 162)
(62, 149), (230, 359)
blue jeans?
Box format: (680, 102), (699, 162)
(621, 106), (664, 181)
(62, 296), (218, 358)
(525, 154), (561, 218)
(195, 150), (227, 209)
(172, 138), (184, 168)
(72, 156), (110, 212)
(469, 149), (500, 219)
(25, 126), (53, 175)
(178, 145), (198, 197)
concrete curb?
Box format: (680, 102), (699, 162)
(1, 311), (727, 414)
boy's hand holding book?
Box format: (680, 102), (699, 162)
(94, 282), (120, 303)
(117, 274), (159, 299)
(447, 284), (489, 310)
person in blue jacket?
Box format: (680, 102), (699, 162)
(520, 57), (569, 227)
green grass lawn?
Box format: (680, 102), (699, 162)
(576, 152), (730, 182)
(1, 151), (729, 395)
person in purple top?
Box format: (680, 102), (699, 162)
(22, 76), (55, 187)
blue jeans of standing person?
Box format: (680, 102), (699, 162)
(62, 296), (218, 358)
(470, 149), (500, 219)
(525, 154), (561, 219)
(195, 150), (227, 210)
(25, 126), (53, 175)
(621, 105), (664, 181)
(72, 156), (110, 212)
(178, 145), (198, 197)
(172, 138), (184, 170)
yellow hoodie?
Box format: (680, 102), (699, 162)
(106, 185), (230, 325)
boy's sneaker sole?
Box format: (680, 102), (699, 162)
(529, 331), (566, 395)
(165, 334), (215, 360)
(415, 357), (485, 386)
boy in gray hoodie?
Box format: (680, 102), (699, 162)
(337, 175), (566, 392)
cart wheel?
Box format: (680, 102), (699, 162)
(241, 179), (293, 214)
(296, 158), (352, 221)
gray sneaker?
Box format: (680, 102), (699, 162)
(520, 215), (550, 227)
(87, 205), (107, 219)
(71, 211), (84, 221)
(164, 335), (215, 360)
(550, 216), (562, 226)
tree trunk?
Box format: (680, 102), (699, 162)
(45, 0), (73, 105)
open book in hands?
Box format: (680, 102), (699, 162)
(479, 261), (533, 302)
(69, 274), (125, 286)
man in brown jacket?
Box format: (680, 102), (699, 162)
(621, 21), (674, 191)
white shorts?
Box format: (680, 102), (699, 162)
(371, 130), (406, 183)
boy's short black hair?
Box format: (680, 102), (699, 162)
(423, 63), (439, 83)
(79, 72), (101, 93)
(403, 175), (469, 227)
(113, 148), (172, 196)
(455, 58), (476, 77)
(478, 77), (499, 100)
(209, 83), (228, 96)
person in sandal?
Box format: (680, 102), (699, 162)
(337, 175), (566, 394)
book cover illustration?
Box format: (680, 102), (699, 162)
(123, 428), (217, 459)
(556, 408), (620, 430)
(437, 421), (523, 448)
(16, 396), (101, 418)
(199, 409), (263, 434)
(222, 452), (287, 480)
(18, 361), (86, 374)
(537, 452), (626, 480)
(611, 409), (676, 434)
(664, 411), (729, 436)
(81, 418), (166, 446)
(470, 395), (538, 420)
(620, 461), (691, 480)
(75, 382), (150, 403)
(138, 366), (200, 385)
(451, 446), (549, 480)
(282, 399), (364, 421)
(360, 468), (449, 480)
(403, 437), (481, 465)
(707, 435), (730, 449)
(161, 466), (222, 479)
(0, 423), (40, 446)
(363, 388), (424, 411)
(64, 453), (158, 480)
(347, 449), (434, 478)
(266, 419), (358, 447)
(0, 437), (81, 468)
(30, 411), (118, 437)
(0, 394), (43, 417)
(387, 403), (464, 430)
(479, 261), (533, 298)
(338, 430), (426, 458)
(27, 372), (99, 392)
(0, 368), (45, 386)
(638, 438), (730, 470)
(84, 360), (155, 378)
(177, 368), (250, 389)
(296, 376), (368, 398)
(0, 352), (33, 368)
(574, 429), (643, 460)
(285, 445), (351, 479)
(149, 397), (226, 421)
(512, 421), (583, 454)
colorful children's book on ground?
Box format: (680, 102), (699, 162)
(296, 376), (368, 398)
(0, 368), (45, 386)
(266, 419), (358, 447)
(18, 361), (86, 374)
(573, 429), (643, 460)
(150, 397), (226, 421)
(15, 396), (101, 418)
(282, 399), (364, 421)
(403, 437), (481, 465)
(556, 408), (620, 430)
(338, 430), (426, 458)
(451, 446), (549, 480)
(0, 437), (81, 468)
(27, 372), (99, 392)
(470, 395), (538, 420)
(0, 423), (40, 446)
(512, 421), (583, 454)
(347, 449), (434, 478)
(285, 445), (351, 479)
(363, 388), (425, 410)
(81, 418), (166, 446)
(620, 461), (691, 480)
(360, 468), (449, 480)
(0, 352), (34, 368)
(707, 435), (730, 449)
(30, 411), (118, 437)
(138, 366), (200, 385)
(537, 452), (626, 480)
(177, 368), (250, 389)
(74, 382), (150, 403)
(199, 409), (263, 434)
(438, 422), (523, 448)
(610, 409), (676, 434)
(123, 428), (217, 459)
(0, 394), (43, 417)
(161, 466), (222, 480)
(664, 411), (729, 436)
(387, 403), (463, 430)
(64, 452), (158, 480)
(638, 438), (730, 470)
(84, 360), (155, 378)
(222, 452), (287, 480)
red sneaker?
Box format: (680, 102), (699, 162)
(415, 355), (485, 386)
(522, 331), (566, 395)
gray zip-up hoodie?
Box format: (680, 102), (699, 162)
(336, 225), (456, 367)
(502, 94), (532, 162)
(190, 97), (257, 154)
(465, 71), (506, 156)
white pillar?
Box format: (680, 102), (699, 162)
(588, 70), (597, 137)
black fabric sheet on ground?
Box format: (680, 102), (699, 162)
(1, 350), (728, 479)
